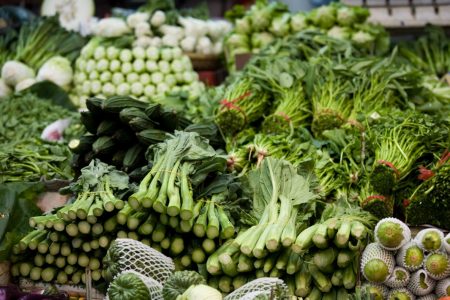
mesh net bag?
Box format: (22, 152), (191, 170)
(107, 270), (163, 300)
(416, 295), (437, 300)
(407, 270), (436, 296)
(415, 228), (444, 252)
(103, 238), (175, 284)
(436, 278), (450, 297)
(239, 291), (270, 300)
(444, 233), (450, 255)
(224, 278), (289, 300)
(396, 241), (424, 272)
(385, 266), (410, 288)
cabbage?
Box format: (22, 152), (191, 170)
(336, 6), (356, 27)
(15, 78), (37, 92)
(251, 32), (275, 49)
(1, 61), (35, 87)
(290, 13), (308, 32)
(310, 5), (337, 29)
(0, 78), (12, 98)
(235, 17), (252, 35)
(182, 284), (222, 300)
(226, 33), (249, 49)
(327, 26), (351, 40)
(37, 56), (73, 90)
(351, 31), (375, 49)
(94, 18), (130, 37)
(269, 13), (291, 37)
(250, 1), (288, 32)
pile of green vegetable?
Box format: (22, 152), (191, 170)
(361, 218), (450, 299)
(224, 1), (388, 70)
(71, 38), (204, 107)
(9, 160), (131, 285)
(0, 93), (82, 183)
(0, 16), (86, 97)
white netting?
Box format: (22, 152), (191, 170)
(361, 243), (395, 283)
(388, 288), (416, 300)
(374, 218), (411, 251)
(239, 291), (270, 300)
(444, 233), (450, 255)
(424, 252), (450, 280)
(407, 270), (436, 296)
(361, 283), (389, 299)
(104, 238), (174, 284)
(436, 278), (450, 297)
(385, 266), (410, 288)
(416, 295), (437, 300)
(108, 270), (163, 300)
(224, 278), (289, 300)
(415, 228), (444, 252)
(396, 241), (424, 271)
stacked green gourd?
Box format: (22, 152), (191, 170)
(361, 218), (450, 299)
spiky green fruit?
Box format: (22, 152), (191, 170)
(362, 283), (389, 300)
(407, 270), (436, 296)
(388, 288), (415, 300)
(396, 242), (425, 272)
(385, 266), (410, 288)
(361, 243), (395, 283)
(435, 278), (450, 297)
(424, 252), (450, 280)
(416, 228), (443, 252)
(375, 218), (410, 251)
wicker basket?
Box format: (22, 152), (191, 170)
(186, 52), (222, 71)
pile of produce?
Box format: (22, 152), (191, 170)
(125, 9), (231, 55)
(224, 1), (388, 70)
(0, 16), (86, 97)
(71, 40), (204, 107)
(361, 218), (450, 299)
(9, 160), (131, 285)
(0, 93), (82, 183)
(1, 1), (450, 299)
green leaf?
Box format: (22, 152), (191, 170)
(21, 81), (77, 111)
(0, 182), (43, 261)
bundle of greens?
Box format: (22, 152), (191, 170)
(70, 95), (192, 176)
(128, 131), (227, 218)
(8, 16), (86, 70)
(406, 151), (450, 230)
(398, 26), (450, 78)
(206, 157), (317, 280)
(367, 112), (438, 196)
(8, 160), (131, 285)
(214, 77), (270, 135)
(246, 57), (311, 134)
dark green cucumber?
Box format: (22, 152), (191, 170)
(96, 120), (120, 136)
(136, 129), (168, 145)
(102, 96), (148, 113)
(144, 103), (161, 119)
(128, 117), (156, 132)
(119, 107), (148, 124)
(69, 135), (96, 154)
(80, 111), (99, 134)
(85, 97), (104, 115)
(92, 136), (116, 155)
(123, 144), (145, 172)
(112, 149), (127, 167)
(112, 128), (136, 144)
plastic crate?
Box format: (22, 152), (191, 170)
(342, 0), (450, 27)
